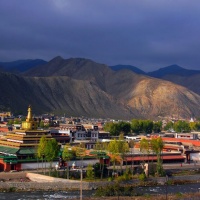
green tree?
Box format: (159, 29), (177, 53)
(103, 122), (121, 136)
(142, 120), (153, 134)
(153, 121), (162, 133)
(140, 138), (150, 165)
(107, 139), (119, 154)
(14, 118), (21, 124)
(118, 121), (131, 135)
(45, 138), (59, 175)
(44, 123), (50, 129)
(37, 135), (48, 173)
(75, 143), (87, 168)
(195, 122), (200, 131)
(94, 141), (107, 179)
(138, 172), (147, 183)
(189, 122), (196, 131)
(173, 120), (191, 133)
(86, 164), (94, 180)
(131, 119), (143, 134)
(104, 121), (131, 136)
(128, 140), (135, 175)
(62, 144), (75, 179)
(107, 139), (120, 173)
(107, 138), (129, 175)
(150, 137), (164, 176)
(164, 121), (174, 131)
(7, 119), (14, 126)
(39, 121), (45, 128)
(118, 134), (129, 172)
(190, 121), (200, 131)
(20, 116), (26, 122)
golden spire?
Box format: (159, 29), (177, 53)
(26, 105), (32, 122)
(21, 105), (38, 130)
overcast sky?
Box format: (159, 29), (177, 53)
(1, 0), (200, 71)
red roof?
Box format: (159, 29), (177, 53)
(0, 127), (8, 132)
(162, 137), (200, 147)
(126, 155), (185, 161)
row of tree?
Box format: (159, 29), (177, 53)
(104, 119), (200, 136)
(164, 120), (200, 132)
(37, 134), (166, 178)
(103, 120), (162, 135)
(96, 135), (165, 177)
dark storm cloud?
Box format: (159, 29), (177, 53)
(0, 0), (200, 71)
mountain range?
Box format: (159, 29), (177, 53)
(110, 64), (200, 97)
(0, 57), (200, 120)
(0, 59), (47, 74)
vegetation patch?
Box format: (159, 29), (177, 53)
(95, 183), (140, 197)
(172, 169), (200, 176)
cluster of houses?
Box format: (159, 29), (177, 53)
(0, 106), (112, 171)
(0, 107), (200, 172)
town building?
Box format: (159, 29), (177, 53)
(0, 105), (52, 171)
(0, 111), (11, 122)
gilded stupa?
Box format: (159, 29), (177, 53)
(0, 105), (51, 148)
(21, 105), (38, 130)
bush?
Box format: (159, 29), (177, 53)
(95, 183), (137, 197)
(115, 168), (132, 181)
(176, 192), (183, 198)
(8, 187), (16, 192)
(108, 177), (114, 181)
(50, 169), (59, 177)
(93, 163), (108, 179)
(86, 164), (94, 180)
(138, 173), (147, 182)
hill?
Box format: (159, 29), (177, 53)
(109, 65), (146, 75)
(148, 65), (200, 95)
(148, 64), (200, 78)
(0, 59), (47, 74)
(0, 72), (135, 119)
(0, 57), (200, 119)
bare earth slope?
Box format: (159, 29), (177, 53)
(161, 74), (200, 96)
(105, 70), (200, 119)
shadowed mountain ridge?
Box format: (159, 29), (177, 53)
(1, 57), (200, 119)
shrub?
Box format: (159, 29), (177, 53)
(176, 192), (183, 198)
(116, 168), (132, 182)
(138, 173), (147, 182)
(108, 177), (114, 181)
(86, 164), (94, 180)
(93, 163), (108, 179)
(95, 184), (137, 197)
(8, 187), (16, 192)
